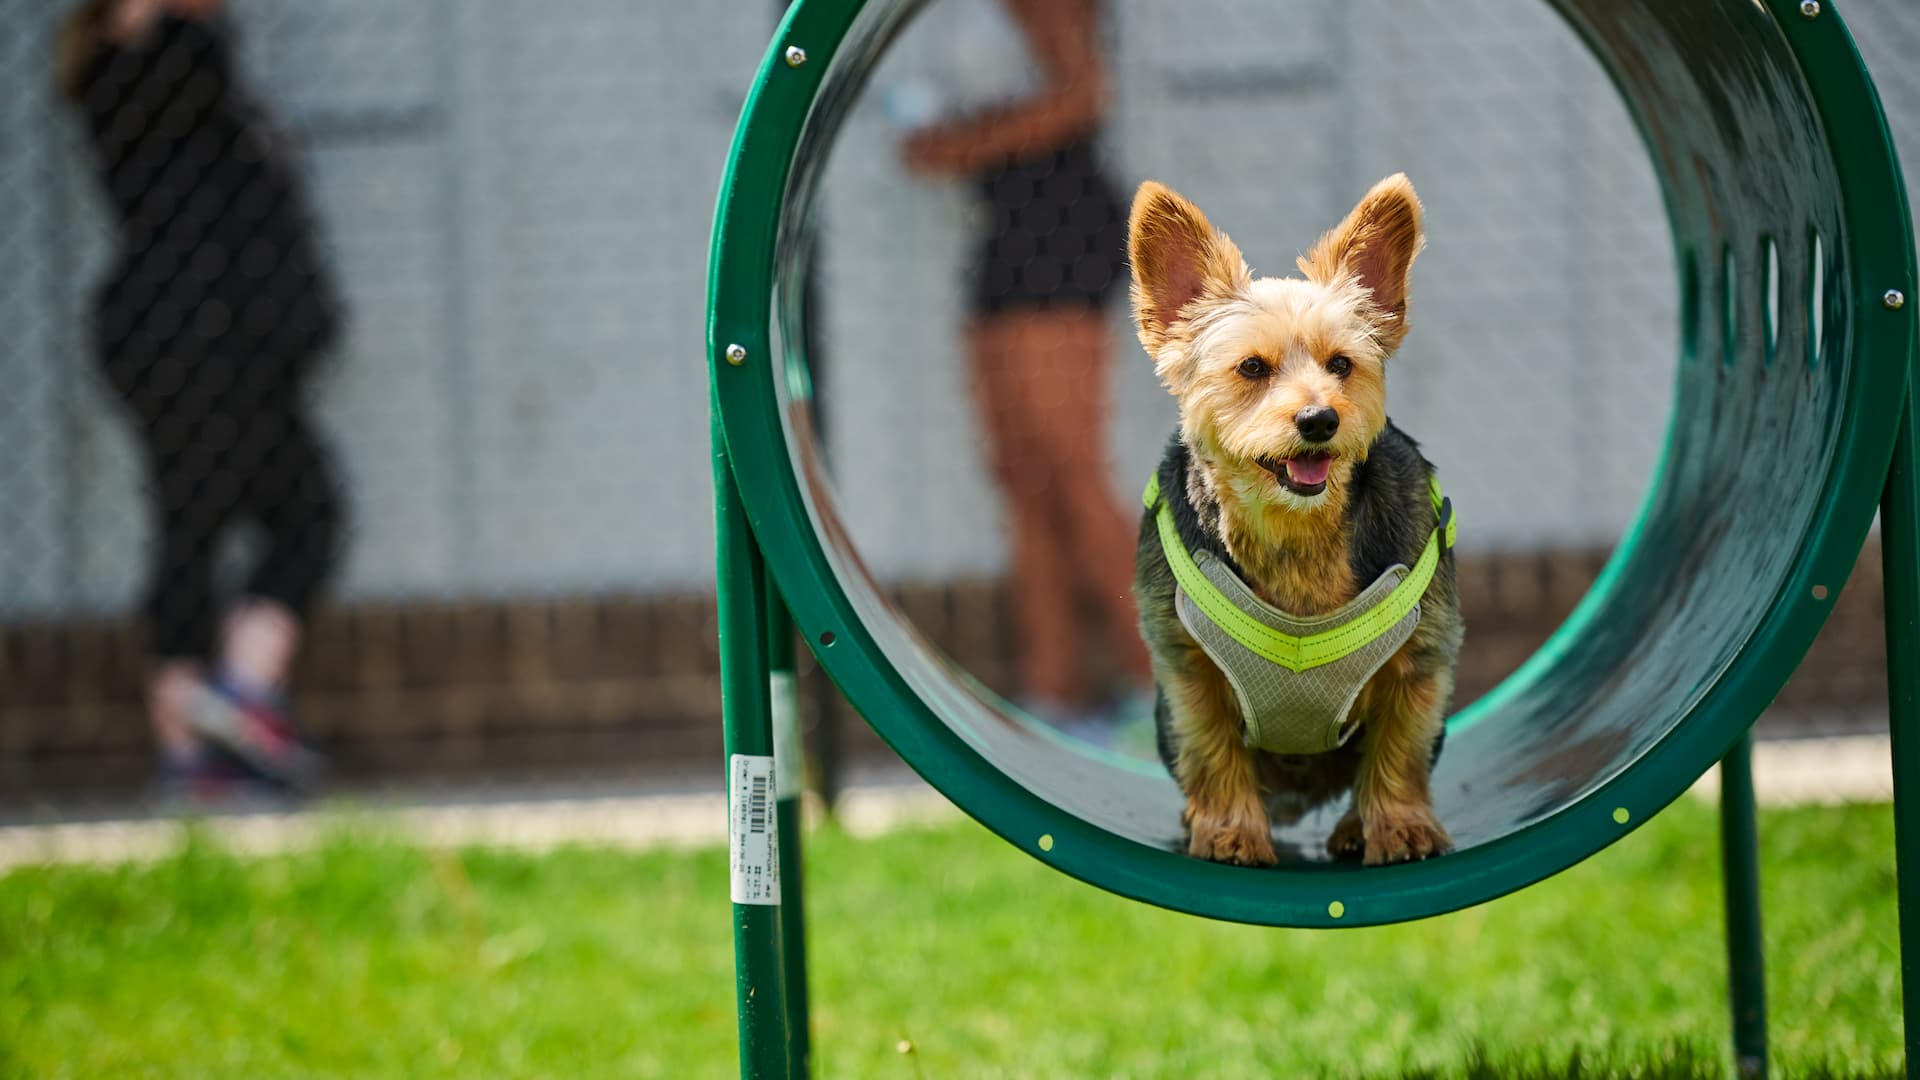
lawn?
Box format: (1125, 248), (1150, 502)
(0, 797), (1903, 1079)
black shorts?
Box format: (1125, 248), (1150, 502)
(970, 139), (1126, 316)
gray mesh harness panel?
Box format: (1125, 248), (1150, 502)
(1175, 554), (1421, 754)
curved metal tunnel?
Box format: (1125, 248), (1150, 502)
(712, 0), (1916, 925)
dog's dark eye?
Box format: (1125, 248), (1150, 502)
(1236, 356), (1270, 379)
(1326, 355), (1353, 379)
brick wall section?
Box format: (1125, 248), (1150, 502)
(0, 544), (1892, 802)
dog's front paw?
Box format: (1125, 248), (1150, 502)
(1327, 810), (1366, 860)
(1361, 804), (1452, 866)
(1186, 808), (1278, 866)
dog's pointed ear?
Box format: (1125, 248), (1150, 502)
(1128, 181), (1250, 352)
(1298, 173), (1424, 351)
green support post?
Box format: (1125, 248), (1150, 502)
(1719, 732), (1768, 1079)
(716, 425), (793, 1079)
(1883, 381), (1920, 1079)
(766, 580), (812, 1077)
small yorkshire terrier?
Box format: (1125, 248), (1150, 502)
(1129, 175), (1462, 866)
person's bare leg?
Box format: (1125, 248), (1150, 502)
(218, 596), (302, 696)
(991, 308), (1152, 688)
(149, 660), (205, 758)
(969, 316), (1086, 707)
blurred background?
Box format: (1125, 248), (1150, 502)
(3, 0), (1917, 811)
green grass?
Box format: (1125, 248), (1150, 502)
(0, 798), (1903, 1079)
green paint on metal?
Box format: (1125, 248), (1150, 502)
(1719, 734), (1770, 1077)
(1879, 386), (1920, 1076)
(715, 416), (793, 1079)
(707, 0), (1915, 937)
(764, 582), (811, 1080)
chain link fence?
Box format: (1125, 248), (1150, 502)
(2, 0), (1915, 810)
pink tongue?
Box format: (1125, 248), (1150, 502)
(1286, 456), (1332, 486)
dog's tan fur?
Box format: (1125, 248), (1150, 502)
(1130, 176), (1459, 866)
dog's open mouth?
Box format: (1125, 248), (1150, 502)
(1261, 452), (1333, 497)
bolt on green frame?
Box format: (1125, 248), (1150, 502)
(708, 0), (1917, 1076)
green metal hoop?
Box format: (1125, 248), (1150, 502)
(708, 0), (1914, 928)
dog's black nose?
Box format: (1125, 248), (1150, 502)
(1294, 406), (1340, 444)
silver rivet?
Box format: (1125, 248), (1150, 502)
(1799, 0), (1820, 17)
(1886, 289), (1908, 311)
(784, 45), (807, 68)
(725, 343), (748, 366)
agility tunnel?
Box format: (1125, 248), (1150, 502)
(707, 1), (1918, 1075)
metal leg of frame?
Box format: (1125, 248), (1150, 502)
(767, 580), (812, 1077)
(716, 431), (792, 1079)
(1719, 731), (1768, 1079)
(1881, 380), (1920, 1080)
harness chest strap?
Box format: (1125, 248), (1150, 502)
(1143, 470), (1455, 754)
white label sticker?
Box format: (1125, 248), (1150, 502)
(729, 754), (780, 905)
(771, 672), (802, 801)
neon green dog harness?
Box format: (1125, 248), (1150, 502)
(1143, 471), (1455, 755)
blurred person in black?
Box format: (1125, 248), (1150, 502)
(56, 0), (343, 799)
